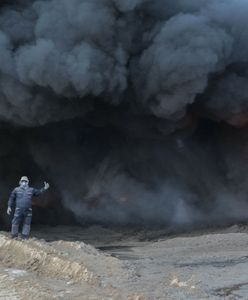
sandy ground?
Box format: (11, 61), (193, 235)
(0, 224), (248, 299)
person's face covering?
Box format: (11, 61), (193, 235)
(20, 180), (28, 188)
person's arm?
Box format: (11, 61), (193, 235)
(33, 182), (50, 196)
(7, 188), (16, 214)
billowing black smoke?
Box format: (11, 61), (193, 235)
(1, 0), (248, 227)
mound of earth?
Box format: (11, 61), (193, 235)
(0, 224), (248, 299)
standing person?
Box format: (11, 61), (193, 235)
(7, 176), (50, 239)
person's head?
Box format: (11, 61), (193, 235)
(19, 176), (29, 188)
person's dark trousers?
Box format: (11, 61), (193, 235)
(11, 207), (32, 239)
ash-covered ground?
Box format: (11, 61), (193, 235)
(1, 224), (248, 299)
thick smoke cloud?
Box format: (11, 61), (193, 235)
(0, 0), (247, 123)
(132, 12), (232, 118)
(1, 0), (248, 226)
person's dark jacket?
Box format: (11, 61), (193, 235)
(8, 186), (45, 209)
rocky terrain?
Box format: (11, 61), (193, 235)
(0, 224), (248, 299)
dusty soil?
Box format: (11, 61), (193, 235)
(1, 224), (248, 299)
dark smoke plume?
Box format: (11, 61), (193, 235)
(1, 0), (248, 227)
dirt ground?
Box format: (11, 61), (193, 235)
(1, 224), (248, 299)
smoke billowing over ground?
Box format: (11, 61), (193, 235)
(1, 0), (248, 227)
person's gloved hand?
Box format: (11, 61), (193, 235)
(44, 182), (50, 190)
(7, 207), (12, 215)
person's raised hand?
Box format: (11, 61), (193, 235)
(44, 182), (50, 190)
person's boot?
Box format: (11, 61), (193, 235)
(21, 234), (29, 240)
(11, 224), (19, 239)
